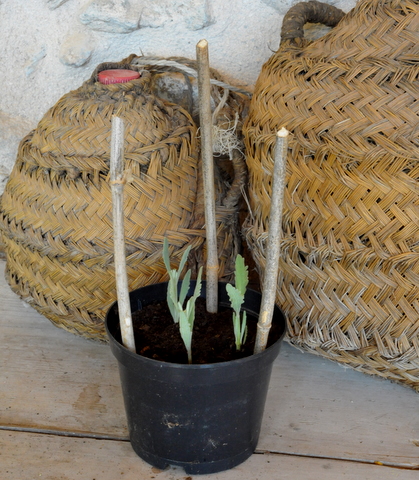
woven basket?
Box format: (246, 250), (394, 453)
(244, 0), (419, 391)
(0, 55), (249, 341)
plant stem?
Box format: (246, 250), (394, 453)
(110, 116), (136, 353)
(254, 128), (289, 355)
(196, 39), (218, 313)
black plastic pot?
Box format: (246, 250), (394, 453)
(105, 281), (286, 475)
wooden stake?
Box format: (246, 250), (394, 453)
(254, 128), (289, 355)
(110, 116), (136, 353)
(196, 39), (219, 313)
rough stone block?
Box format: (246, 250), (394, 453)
(80, 0), (141, 33)
(140, 0), (212, 30)
(60, 32), (94, 67)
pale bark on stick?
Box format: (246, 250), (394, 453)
(254, 128), (289, 355)
(196, 39), (219, 313)
(110, 116), (136, 353)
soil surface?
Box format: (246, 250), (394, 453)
(115, 297), (282, 365)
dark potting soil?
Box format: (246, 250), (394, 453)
(123, 297), (281, 365)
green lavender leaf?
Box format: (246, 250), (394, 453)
(162, 237), (171, 274)
(178, 245), (192, 277)
(226, 283), (244, 314)
(164, 238), (192, 324)
(226, 254), (249, 351)
(234, 254), (248, 296)
(179, 269), (191, 306)
(178, 266), (203, 364)
(163, 237), (203, 363)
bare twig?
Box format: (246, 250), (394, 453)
(254, 128), (289, 354)
(110, 116), (136, 353)
(196, 39), (219, 313)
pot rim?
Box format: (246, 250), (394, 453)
(105, 281), (286, 370)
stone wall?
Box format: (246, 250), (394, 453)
(0, 0), (354, 193)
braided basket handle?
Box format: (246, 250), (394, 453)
(281, 0), (345, 45)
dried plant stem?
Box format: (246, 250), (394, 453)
(110, 116), (136, 353)
(254, 128), (289, 355)
(196, 39), (219, 313)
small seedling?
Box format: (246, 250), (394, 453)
(163, 238), (203, 364)
(226, 254), (249, 351)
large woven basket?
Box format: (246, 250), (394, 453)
(0, 55), (249, 341)
(244, 0), (419, 391)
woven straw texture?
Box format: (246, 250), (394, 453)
(0, 55), (248, 341)
(244, 0), (419, 391)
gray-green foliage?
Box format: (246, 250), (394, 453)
(177, 267), (203, 364)
(163, 238), (203, 364)
(226, 254), (249, 351)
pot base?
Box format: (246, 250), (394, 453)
(132, 443), (254, 475)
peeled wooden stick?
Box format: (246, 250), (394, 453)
(196, 39), (219, 313)
(254, 128), (289, 354)
(110, 116), (136, 353)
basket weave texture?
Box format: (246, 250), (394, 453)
(0, 55), (248, 341)
(244, 0), (419, 391)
